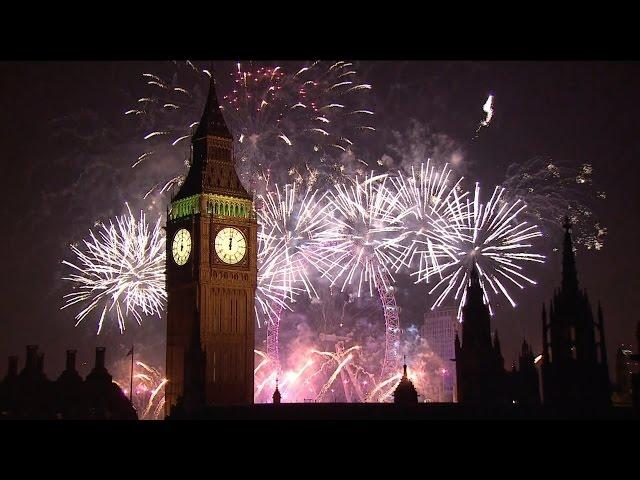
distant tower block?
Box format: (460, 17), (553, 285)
(423, 306), (458, 402)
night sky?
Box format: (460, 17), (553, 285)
(1, 61), (639, 380)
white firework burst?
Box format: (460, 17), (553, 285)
(389, 160), (469, 282)
(310, 172), (408, 297)
(423, 183), (546, 318)
(257, 182), (331, 304)
(61, 205), (166, 334)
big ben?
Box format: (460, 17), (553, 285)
(165, 72), (257, 414)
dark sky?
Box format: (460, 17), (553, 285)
(1, 61), (639, 379)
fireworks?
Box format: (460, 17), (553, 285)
(127, 61), (375, 197)
(224, 61), (375, 189)
(307, 172), (408, 377)
(254, 343), (380, 403)
(502, 157), (607, 251)
(257, 182), (331, 304)
(255, 182), (332, 366)
(389, 160), (468, 283)
(310, 172), (407, 297)
(114, 360), (167, 420)
(422, 183), (546, 318)
(252, 305), (447, 404)
(474, 94), (495, 138)
(61, 205), (166, 334)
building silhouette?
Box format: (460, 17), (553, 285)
(511, 340), (541, 408)
(423, 307), (458, 402)
(541, 217), (611, 409)
(454, 265), (540, 406)
(455, 266), (510, 405)
(165, 70), (257, 414)
(0, 346), (136, 420)
(393, 359), (419, 405)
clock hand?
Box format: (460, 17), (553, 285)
(229, 236), (232, 251)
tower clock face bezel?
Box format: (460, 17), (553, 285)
(172, 228), (192, 266)
(214, 226), (247, 265)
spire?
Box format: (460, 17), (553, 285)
(469, 262), (480, 287)
(493, 330), (502, 356)
(402, 355), (408, 378)
(561, 216), (579, 294)
(468, 263), (484, 302)
(272, 377), (281, 404)
(494, 330), (504, 369)
(174, 65), (251, 202)
(521, 339), (534, 365)
(461, 262), (492, 350)
(193, 68), (232, 141)
(462, 262), (486, 312)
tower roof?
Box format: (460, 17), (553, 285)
(173, 68), (251, 202)
(193, 71), (232, 141)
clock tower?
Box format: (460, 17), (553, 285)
(165, 72), (257, 414)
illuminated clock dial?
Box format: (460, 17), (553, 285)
(172, 229), (192, 266)
(215, 227), (247, 265)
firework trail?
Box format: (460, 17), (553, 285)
(254, 342), (382, 404)
(255, 224), (300, 328)
(257, 182), (332, 304)
(473, 94), (494, 138)
(256, 182), (333, 366)
(127, 61), (375, 197)
(114, 360), (167, 420)
(309, 172), (407, 297)
(501, 157), (607, 251)
(61, 205), (166, 334)
(388, 160), (468, 282)
(225, 61), (374, 189)
(308, 172), (409, 377)
(255, 329), (445, 404)
(421, 182), (546, 319)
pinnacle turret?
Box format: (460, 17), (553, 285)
(561, 216), (579, 294)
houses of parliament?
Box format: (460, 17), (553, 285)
(1, 74), (639, 420)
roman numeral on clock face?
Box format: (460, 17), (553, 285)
(214, 227), (247, 264)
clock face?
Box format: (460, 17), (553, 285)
(172, 229), (192, 266)
(215, 227), (247, 265)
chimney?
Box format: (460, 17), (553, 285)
(66, 349), (77, 372)
(95, 347), (106, 370)
(37, 353), (45, 372)
(26, 345), (39, 370)
(7, 356), (18, 377)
